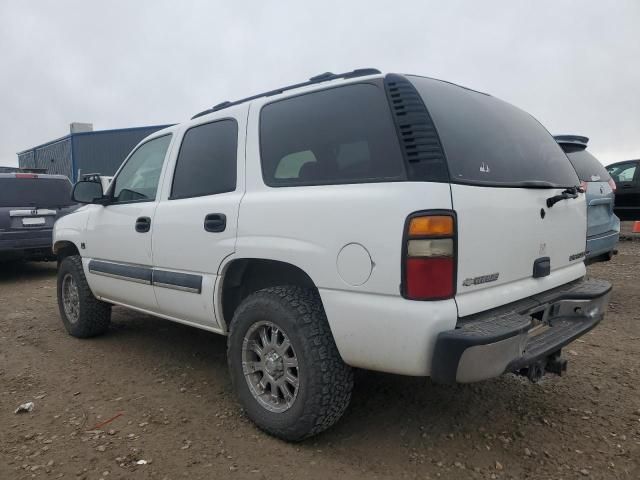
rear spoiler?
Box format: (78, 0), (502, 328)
(554, 135), (588, 153)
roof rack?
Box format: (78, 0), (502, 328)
(191, 68), (381, 120)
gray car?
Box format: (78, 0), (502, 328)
(555, 135), (620, 263)
(0, 172), (78, 262)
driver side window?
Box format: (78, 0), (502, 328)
(111, 134), (172, 203)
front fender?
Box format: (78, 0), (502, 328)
(52, 206), (92, 254)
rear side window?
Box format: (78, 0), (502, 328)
(607, 162), (637, 183)
(565, 150), (611, 182)
(171, 120), (238, 199)
(260, 83), (406, 187)
(408, 76), (579, 188)
(0, 177), (72, 207)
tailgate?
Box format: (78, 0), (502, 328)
(8, 208), (58, 229)
(405, 75), (588, 317)
(452, 185), (587, 316)
(585, 181), (616, 237)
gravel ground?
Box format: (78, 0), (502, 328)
(0, 242), (638, 480)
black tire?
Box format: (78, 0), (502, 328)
(227, 286), (353, 441)
(57, 255), (111, 338)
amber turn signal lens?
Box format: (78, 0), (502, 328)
(408, 215), (454, 237)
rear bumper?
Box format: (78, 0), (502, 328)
(431, 278), (612, 384)
(586, 229), (619, 260)
(0, 229), (53, 252)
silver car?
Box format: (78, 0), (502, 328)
(555, 135), (620, 263)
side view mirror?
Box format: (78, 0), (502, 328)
(72, 180), (108, 205)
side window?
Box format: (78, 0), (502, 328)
(274, 151), (317, 179)
(260, 83), (406, 187)
(170, 120), (238, 199)
(111, 135), (172, 203)
(608, 163), (637, 183)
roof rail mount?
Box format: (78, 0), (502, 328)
(192, 68), (381, 119)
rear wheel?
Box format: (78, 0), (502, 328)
(57, 255), (111, 338)
(227, 286), (353, 441)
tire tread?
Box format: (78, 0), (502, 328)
(229, 285), (353, 441)
(58, 255), (111, 338)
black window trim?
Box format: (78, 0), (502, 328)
(106, 133), (173, 206)
(258, 80), (408, 188)
(168, 117), (239, 201)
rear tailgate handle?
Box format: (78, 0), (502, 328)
(135, 216), (151, 233)
(204, 213), (226, 233)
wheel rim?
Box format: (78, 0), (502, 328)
(62, 273), (80, 324)
(242, 321), (299, 413)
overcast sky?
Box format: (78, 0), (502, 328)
(1, 1), (638, 167)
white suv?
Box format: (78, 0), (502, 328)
(53, 69), (611, 441)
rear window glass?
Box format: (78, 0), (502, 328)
(565, 150), (611, 182)
(0, 177), (73, 207)
(260, 83), (406, 187)
(408, 76), (579, 188)
(171, 119), (238, 199)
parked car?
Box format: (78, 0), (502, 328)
(554, 135), (619, 262)
(0, 172), (77, 262)
(53, 69), (612, 441)
(606, 159), (640, 220)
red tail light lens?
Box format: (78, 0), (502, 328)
(579, 181), (588, 193)
(608, 178), (617, 192)
(15, 173), (38, 179)
(406, 257), (454, 299)
(403, 212), (456, 300)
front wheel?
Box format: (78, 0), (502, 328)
(227, 286), (353, 441)
(57, 255), (111, 338)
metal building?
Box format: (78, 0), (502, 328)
(17, 123), (172, 182)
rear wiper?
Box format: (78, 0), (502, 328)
(546, 186), (581, 208)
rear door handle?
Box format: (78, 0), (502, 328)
(621, 183), (634, 189)
(135, 216), (151, 233)
(204, 213), (226, 232)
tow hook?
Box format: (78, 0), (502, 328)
(518, 351), (567, 383)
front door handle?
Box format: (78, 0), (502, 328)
(135, 216), (151, 233)
(204, 213), (226, 232)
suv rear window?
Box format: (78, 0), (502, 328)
(260, 83), (406, 187)
(564, 149), (611, 182)
(408, 76), (579, 188)
(0, 177), (73, 207)
(171, 119), (238, 199)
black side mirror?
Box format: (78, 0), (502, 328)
(72, 180), (107, 204)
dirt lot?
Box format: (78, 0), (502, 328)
(1, 242), (638, 480)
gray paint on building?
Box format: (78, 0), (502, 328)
(17, 125), (171, 182)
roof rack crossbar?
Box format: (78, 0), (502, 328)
(191, 68), (381, 119)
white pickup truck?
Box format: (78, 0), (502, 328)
(53, 69), (611, 441)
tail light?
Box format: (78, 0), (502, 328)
(15, 173), (38, 179)
(579, 181), (588, 193)
(402, 212), (456, 300)
(608, 178), (617, 192)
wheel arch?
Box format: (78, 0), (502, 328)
(218, 257), (320, 331)
(53, 240), (81, 261)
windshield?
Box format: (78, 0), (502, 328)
(408, 76), (579, 188)
(565, 149), (611, 182)
(0, 177), (73, 207)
